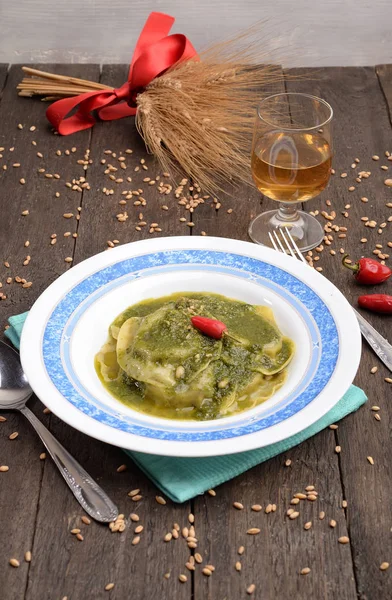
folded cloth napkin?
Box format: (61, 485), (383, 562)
(6, 312), (367, 503)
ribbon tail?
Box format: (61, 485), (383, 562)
(46, 92), (98, 135)
(46, 90), (118, 135)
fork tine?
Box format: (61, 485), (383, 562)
(279, 228), (297, 259)
(272, 230), (287, 254)
(268, 232), (279, 251)
(284, 227), (308, 264)
(269, 227), (309, 265)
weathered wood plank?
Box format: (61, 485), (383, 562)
(376, 64), (392, 124)
(190, 183), (262, 240)
(0, 402), (49, 600)
(25, 65), (192, 600)
(0, 64), (8, 97)
(73, 64), (191, 261)
(194, 434), (357, 599)
(0, 64), (99, 323)
(192, 70), (357, 599)
(26, 433), (192, 600)
(0, 64), (98, 600)
(285, 66), (392, 600)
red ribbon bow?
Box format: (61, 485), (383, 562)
(46, 12), (197, 135)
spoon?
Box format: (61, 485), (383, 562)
(0, 340), (119, 523)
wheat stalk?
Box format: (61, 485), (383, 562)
(17, 67), (113, 98)
(136, 35), (284, 194)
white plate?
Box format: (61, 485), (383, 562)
(20, 236), (361, 457)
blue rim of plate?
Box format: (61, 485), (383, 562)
(42, 249), (339, 441)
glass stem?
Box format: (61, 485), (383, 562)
(276, 202), (300, 222)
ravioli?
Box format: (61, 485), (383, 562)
(95, 293), (295, 421)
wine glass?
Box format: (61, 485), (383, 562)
(248, 93), (333, 251)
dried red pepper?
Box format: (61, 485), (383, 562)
(191, 316), (227, 339)
(358, 294), (392, 314)
(342, 254), (391, 284)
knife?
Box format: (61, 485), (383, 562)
(354, 308), (392, 373)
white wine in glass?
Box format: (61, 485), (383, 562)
(249, 93), (333, 251)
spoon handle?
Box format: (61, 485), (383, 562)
(20, 406), (119, 523)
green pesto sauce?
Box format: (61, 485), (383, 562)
(95, 292), (295, 421)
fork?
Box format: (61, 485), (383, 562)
(269, 227), (392, 373)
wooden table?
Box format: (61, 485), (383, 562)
(0, 64), (391, 600)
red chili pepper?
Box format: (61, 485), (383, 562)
(358, 294), (392, 314)
(342, 254), (391, 284)
(191, 316), (227, 339)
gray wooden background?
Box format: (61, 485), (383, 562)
(1, 0), (392, 67)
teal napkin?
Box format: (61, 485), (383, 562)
(6, 313), (367, 503)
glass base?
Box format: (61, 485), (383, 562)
(248, 209), (324, 252)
